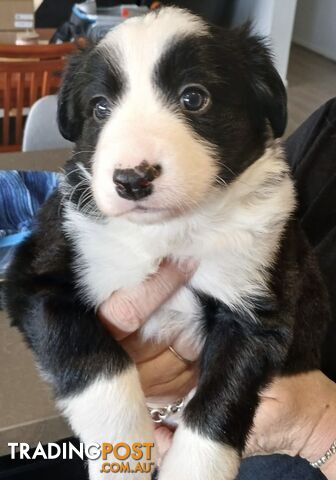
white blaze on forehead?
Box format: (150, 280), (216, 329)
(92, 7), (216, 219)
(99, 7), (209, 89)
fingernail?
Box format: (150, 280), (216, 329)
(178, 258), (198, 275)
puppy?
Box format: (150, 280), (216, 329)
(5, 7), (330, 480)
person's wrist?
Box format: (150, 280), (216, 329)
(302, 416), (336, 477)
(298, 373), (336, 476)
(320, 448), (336, 479)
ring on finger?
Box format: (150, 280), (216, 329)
(168, 345), (195, 366)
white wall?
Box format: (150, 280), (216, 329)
(293, 0), (336, 62)
(232, 0), (298, 83)
(34, 0), (43, 10)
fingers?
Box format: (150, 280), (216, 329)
(120, 331), (167, 363)
(137, 348), (198, 397)
(154, 426), (174, 463)
(98, 259), (197, 339)
(120, 333), (198, 398)
(120, 330), (199, 365)
(144, 368), (197, 398)
(171, 336), (200, 363)
(138, 348), (188, 389)
(97, 257), (199, 404)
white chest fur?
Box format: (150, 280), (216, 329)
(63, 144), (296, 350)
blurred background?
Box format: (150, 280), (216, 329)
(0, 0), (335, 151)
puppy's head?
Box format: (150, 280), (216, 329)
(59, 7), (286, 223)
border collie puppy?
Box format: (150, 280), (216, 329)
(5, 7), (330, 480)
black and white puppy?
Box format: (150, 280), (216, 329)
(5, 7), (330, 480)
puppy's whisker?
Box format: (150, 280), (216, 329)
(77, 186), (92, 212)
(80, 192), (96, 213)
(81, 199), (103, 220)
(67, 179), (90, 205)
(215, 175), (227, 187)
(62, 165), (91, 180)
(220, 163), (237, 178)
(75, 162), (93, 180)
(71, 150), (96, 158)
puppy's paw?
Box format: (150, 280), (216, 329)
(158, 424), (239, 480)
(59, 370), (157, 480)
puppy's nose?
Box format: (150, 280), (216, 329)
(113, 161), (162, 201)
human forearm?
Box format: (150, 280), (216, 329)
(320, 449), (336, 479)
(245, 371), (336, 479)
(306, 438), (336, 479)
(299, 376), (336, 479)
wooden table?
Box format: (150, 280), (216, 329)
(0, 148), (71, 171)
(0, 29), (55, 46)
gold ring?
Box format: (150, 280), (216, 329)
(168, 345), (194, 366)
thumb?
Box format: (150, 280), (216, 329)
(99, 259), (197, 339)
(154, 425), (174, 463)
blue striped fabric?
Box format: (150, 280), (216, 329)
(0, 170), (58, 275)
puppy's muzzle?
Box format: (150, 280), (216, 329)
(113, 161), (162, 201)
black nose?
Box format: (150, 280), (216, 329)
(113, 162), (162, 201)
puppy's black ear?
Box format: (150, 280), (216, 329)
(240, 26), (287, 138)
(57, 51), (86, 142)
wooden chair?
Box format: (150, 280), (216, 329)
(0, 43), (75, 152)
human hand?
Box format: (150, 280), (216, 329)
(245, 371), (336, 479)
(148, 370), (336, 473)
(99, 264), (336, 478)
(98, 259), (199, 401)
(98, 259), (199, 460)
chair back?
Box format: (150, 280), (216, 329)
(0, 43), (75, 152)
(22, 95), (73, 152)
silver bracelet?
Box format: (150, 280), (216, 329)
(147, 398), (185, 423)
(310, 439), (336, 469)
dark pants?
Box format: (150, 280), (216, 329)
(238, 455), (326, 480)
(236, 99), (336, 480)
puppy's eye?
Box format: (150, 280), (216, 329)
(180, 85), (210, 113)
(93, 97), (110, 121)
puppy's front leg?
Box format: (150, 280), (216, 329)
(60, 366), (155, 480)
(8, 290), (156, 480)
(159, 314), (289, 480)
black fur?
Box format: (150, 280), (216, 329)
(5, 193), (130, 397)
(191, 222), (329, 450)
(155, 26), (287, 182)
(4, 14), (331, 474)
(58, 44), (125, 142)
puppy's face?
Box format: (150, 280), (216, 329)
(59, 7), (286, 223)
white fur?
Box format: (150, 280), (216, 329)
(101, 7), (209, 68)
(60, 12), (296, 480)
(64, 142), (296, 348)
(159, 423), (240, 480)
(92, 8), (217, 219)
(58, 367), (155, 480)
